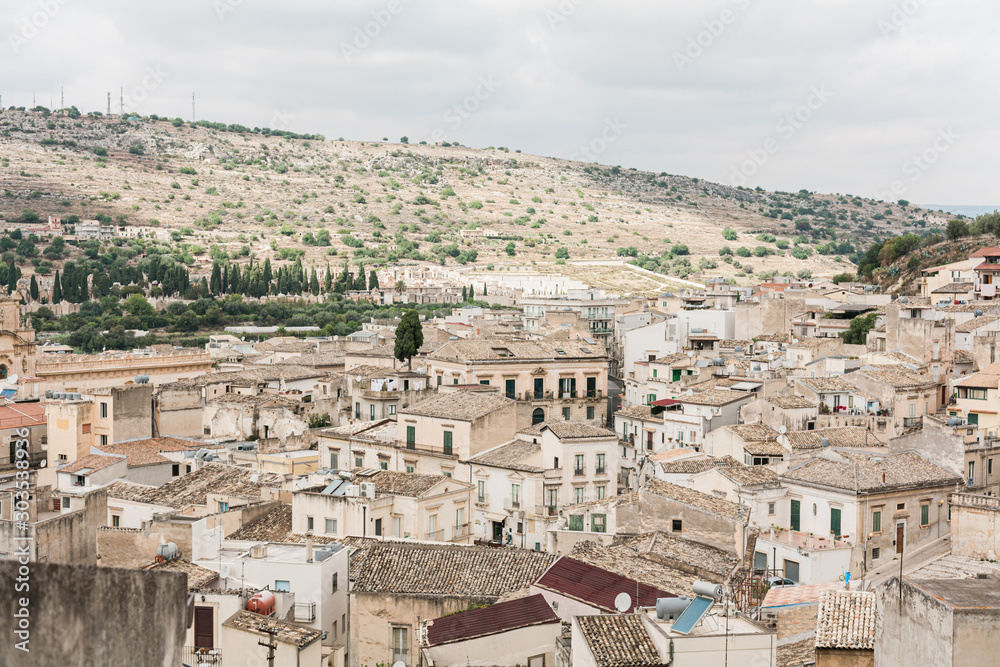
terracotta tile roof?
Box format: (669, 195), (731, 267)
(616, 404), (658, 421)
(357, 469), (466, 498)
(105, 463), (283, 509)
(815, 590), (876, 651)
(796, 376), (856, 393)
(717, 339), (752, 350)
(954, 349), (974, 364)
(166, 364), (324, 388)
(402, 390), (514, 421)
(228, 504), (293, 541)
(956, 314), (1000, 333)
(650, 353), (690, 365)
(955, 361), (1000, 388)
(645, 479), (748, 521)
(534, 557), (675, 613)
(223, 610), (323, 648)
(577, 614), (662, 666)
(742, 441), (788, 457)
(60, 453), (124, 474)
(518, 419), (616, 439)
(727, 424), (779, 442)
(767, 395), (818, 409)
(144, 558), (219, 590)
(424, 594), (558, 647)
(95, 437), (201, 467)
(657, 455), (740, 474)
(466, 440), (542, 472)
(755, 332), (790, 343)
(777, 638), (817, 667)
(680, 388), (754, 406)
(858, 367), (936, 390)
(783, 451), (963, 493)
(932, 282), (975, 294)
(430, 339), (606, 362)
(0, 402), (46, 428)
(785, 427), (884, 450)
(762, 581), (861, 609)
(717, 464), (782, 486)
(351, 542), (555, 597)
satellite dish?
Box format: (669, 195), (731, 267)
(614, 592), (632, 613)
(6, 374), (18, 384)
(727, 365), (736, 374)
(779, 425), (788, 434)
(250, 474), (259, 483)
(295, 478), (308, 489)
(687, 351), (694, 358)
(220, 565), (231, 579)
(393, 662), (406, 667)
(686, 389), (694, 397)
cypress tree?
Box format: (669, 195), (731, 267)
(469, 284), (476, 300)
(210, 264), (222, 295)
(324, 263), (332, 292)
(369, 269), (379, 290)
(7, 263), (17, 295)
(29, 275), (38, 301)
(310, 268), (320, 295)
(52, 270), (62, 303)
(462, 286), (467, 301)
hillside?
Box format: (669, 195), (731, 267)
(0, 109), (952, 290)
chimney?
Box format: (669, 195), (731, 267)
(882, 472), (886, 483)
(305, 531), (314, 563)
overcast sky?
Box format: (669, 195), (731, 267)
(3, 0), (996, 205)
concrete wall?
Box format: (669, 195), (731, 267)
(951, 494), (1000, 560)
(221, 621), (322, 667)
(616, 489), (744, 555)
(888, 416), (965, 477)
(817, 648), (874, 667)
(109, 384), (153, 442)
(423, 622), (559, 667)
(0, 560), (187, 666)
(876, 578), (954, 667)
(0, 487), (107, 565)
(155, 384), (204, 438)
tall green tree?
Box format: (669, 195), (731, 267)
(29, 275), (38, 301)
(393, 309), (424, 369)
(462, 286), (467, 301)
(324, 264), (333, 292)
(840, 312), (879, 345)
(52, 270), (62, 303)
(469, 284), (476, 300)
(368, 269), (379, 291)
(310, 268), (320, 295)
(7, 263), (17, 295)
(210, 264), (222, 295)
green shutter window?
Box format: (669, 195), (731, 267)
(406, 426), (415, 448)
(592, 514), (606, 533)
(872, 510), (881, 533)
(831, 508), (841, 537)
(653, 369), (657, 378)
(568, 515), (583, 531)
(443, 431), (453, 455)
(790, 499), (801, 532)
(672, 369), (682, 382)
(921, 503), (929, 526)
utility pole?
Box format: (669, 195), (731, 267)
(257, 626), (277, 667)
(192, 92), (196, 122)
(107, 92), (111, 116)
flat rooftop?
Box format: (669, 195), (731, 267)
(909, 578), (1000, 609)
(642, 607), (769, 637)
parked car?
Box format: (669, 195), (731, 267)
(767, 576), (799, 587)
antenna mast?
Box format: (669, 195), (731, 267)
(107, 92), (111, 116)
(192, 92), (196, 122)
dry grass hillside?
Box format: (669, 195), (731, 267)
(0, 109), (951, 289)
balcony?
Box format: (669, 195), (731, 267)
(574, 468), (585, 477)
(475, 494), (489, 506)
(293, 601), (316, 623)
(534, 504), (558, 517)
(453, 523), (472, 540)
(183, 647), (221, 666)
(595, 466), (607, 476)
(503, 498), (521, 511)
(426, 528), (445, 541)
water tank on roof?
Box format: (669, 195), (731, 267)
(45, 390), (52, 399)
(155, 542), (179, 562)
(656, 596), (692, 621)
(247, 590), (275, 616)
(135, 374), (150, 385)
(899, 297), (909, 304)
(712, 358), (725, 366)
(822, 437), (830, 448)
(947, 417), (964, 427)
(975, 310), (984, 317)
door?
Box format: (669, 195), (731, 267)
(754, 551), (768, 573)
(783, 559), (800, 583)
(896, 522), (905, 554)
(492, 520), (504, 541)
(830, 508), (841, 537)
(194, 606), (214, 649)
(374, 518), (382, 536)
(587, 377), (596, 398)
(534, 377), (544, 398)
(505, 379), (516, 399)
(790, 499), (801, 532)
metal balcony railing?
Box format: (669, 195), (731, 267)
(903, 416), (923, 428)
(182, 647), (221, 666)
(574, 468), (585, 477)
(504, 497), (521, 511)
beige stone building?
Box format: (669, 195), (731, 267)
(426, 339), (608, 428)
(37, 348), (212, 394)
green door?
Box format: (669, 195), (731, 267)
(831, 508), (841, 537)
(790, 500), (801, 532)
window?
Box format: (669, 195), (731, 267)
(355, 455), (363, 468)
(437, 375), (442, 386)
(219, 502), (229, 512)
(443, 430), (453, 456)
(406, 464), (415, 473)
(428, 514), (437, 538)
(443, 470), (452, 478)
(672, 519), (683, 532)
(512, 483), (521, 506)
(534, 378), (544, 398)
(574, 454), (584, 475)
(171, 464), (179, 477)
(375, 518), (382, 536)
(332, 572), (338, 591)
(82, 423), (91, 434)
(453, 377), (458, 385)
(596, 453), (605, 473)
(897, 502), (906, 511)
(379, 459), (388, 470)
(326, 519), (338, 534)
(872, 547), (880, 560)
(768, 502), (775, 516)
(389, 405), (396, 416)
(920, 502), (930, 527)
(587, 406), (595, 420)
(568, 515), (583, 531)
(831, 508), (841, 537)
(969, 388), (988, 400)
(872, 510), (882, 533)
(477, 480), (486, 503)
(505, 379), (516, 399)
(330, 452), (339, 469)
(574, 487), (584, 503)
(100, 402), (107, 419)
(62, 497), (70, 510)
(653, 369), (658, 378)
(547, 488), (558, 512)
(597, 484), (606, 500)
(969, 461), (976, 485)
(275, 580), (290, 592)
(307, 516), (314, 531)
(455, 507), (465, 531)
(393, 516), (402, 537)
(592, 514), (607, 533)
(562, 407), (571, 420)
(370, 404), (375, 420)
(100, 434), (108, 446)
(354, 402), (360, 419)
(406, 426), (415, 448)
(112, 514), (120, 527)
(479, 379), (491, 386)
(392, 626), (409, 666)
(790, 499), (801, 532)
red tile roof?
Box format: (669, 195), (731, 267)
(532, 557), (675, 613)
(0, 402), (46, 430)
(971, 248), (1000, 258)
(425, 594), (559, 646)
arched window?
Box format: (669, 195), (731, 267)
(531, 408), (545, 425)
(0, 365), (8, 380)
